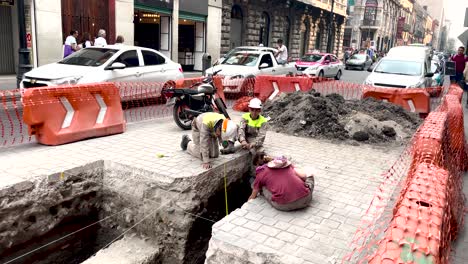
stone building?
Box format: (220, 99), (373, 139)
(220, 0), (348, 60)
(344, 0), (401, 51)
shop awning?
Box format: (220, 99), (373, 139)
(179, 11), (206, 22)
(134, 3), (172, 15)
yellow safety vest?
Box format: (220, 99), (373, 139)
(242, 113), (267, 128)
(202, 113), (225, 129)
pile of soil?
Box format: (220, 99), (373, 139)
(263, 90), (421, 144)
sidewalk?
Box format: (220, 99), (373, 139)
(0, 75), (17, 91)
(451, 92), (468, 264)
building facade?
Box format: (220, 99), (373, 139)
(221, 0), (348, 60)
(417, 0), (444, 50)
(344, 0), (401, 52)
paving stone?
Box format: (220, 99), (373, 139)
(258, 225), (281, 237)
(244, 220), (262, 231)
(276, 231), (298, 243)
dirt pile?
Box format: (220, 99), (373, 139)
(263, 90), (421, 144)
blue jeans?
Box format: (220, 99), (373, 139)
(450, 72), (463, 83)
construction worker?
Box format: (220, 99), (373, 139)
(181, 112), (238, 169)
(238, 98), (268, 155)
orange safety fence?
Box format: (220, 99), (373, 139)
(344, 83), (466, 264)
(0, 76), (450, 147)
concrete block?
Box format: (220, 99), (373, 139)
(82, 234), (160, 264)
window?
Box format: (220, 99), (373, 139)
(222, 52), (259, 66)
(301, 54), (323, 62)
(59, 48), (118, 67)
(114, 51), (140, 67)
(331, 56), (338, 62)
(374, 60), (422, 76)
(142, 50), (165, 66)
(259, 54), (273, 68)
(259, 12), (270, 46)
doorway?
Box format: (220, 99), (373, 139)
(230, 5), (243, 49)
(0, 6), (15, 74)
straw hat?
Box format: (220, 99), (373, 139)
(267, 156), (292, 169)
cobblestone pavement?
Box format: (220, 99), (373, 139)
(206, 133), (405, 264)
(0, 113), (243, 190)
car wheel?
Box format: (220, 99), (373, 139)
(345, 66), (349, 70)
(335, 70), (342, 80)
(318, 70), (324, 78)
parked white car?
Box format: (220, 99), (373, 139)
(214, 46), (278, 66)
(205, 51), (297, 93)
(20, 45), (184, 88)
(364, 56), (434, 88)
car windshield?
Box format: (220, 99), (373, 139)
(301, 54), (323, 62)
(350, 54), (366, 60)
(222, 53), (259, 66)
(59, 48), (118, 67)
(374, 60), (422, 76)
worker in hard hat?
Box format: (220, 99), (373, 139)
(181, 112), (238, 169)
(238, 98), (268, 155)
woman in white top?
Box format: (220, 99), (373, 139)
(64, 30), (80, 58)
(94, 29), (107, 47)
(82, 32), (93, 48)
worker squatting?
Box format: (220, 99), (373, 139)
(180, 98), (315, 211)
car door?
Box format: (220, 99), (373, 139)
(105, 50), (142, 82)
(330, 56), (340, 75)
(323, 55), (332, 76)
(257, 54), (275, 76)
(139, 49), (166, 82)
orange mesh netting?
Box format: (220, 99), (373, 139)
(344, 84), (467, 264)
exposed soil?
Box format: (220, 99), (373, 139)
(263, 90), (422, 144)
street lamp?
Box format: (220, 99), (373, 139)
(16, 0), (32, 87)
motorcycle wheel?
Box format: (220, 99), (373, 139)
(214, 98), (230, 119)
(173, 100), (193, 130)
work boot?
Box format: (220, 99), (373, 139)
(181, 135), (190, 151)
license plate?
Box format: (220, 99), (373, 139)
(166, 98), (176, 106)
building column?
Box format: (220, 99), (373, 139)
(171, 0), (179, 61)
(34, 0), (63, 66)
(207, 0), (222, 62)
(115, 0), (134, 45)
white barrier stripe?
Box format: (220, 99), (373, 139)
(269, 82), (280, 101)
(94, 94), (107, 124)
(59, 97), (74, 129)
(406, 99), (416, 112)
(294, 83), (301, 92)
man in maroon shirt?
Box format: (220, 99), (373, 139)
(248, 156), (314, 211)
(450, 46), (468, 85)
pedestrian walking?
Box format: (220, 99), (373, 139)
(180, 113), (238, 169)
(82, 32), (92, 48)
(115, 35), (125, 45)
(238, 98), (268, 156)
(275, 39), (288, 65)
(94, 29), (107, 47)
(63, 30), (80, 58)
(248, 155), (314, 211)
(450, 46), (468, 85)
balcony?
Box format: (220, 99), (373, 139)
(361, 19), (381, 28)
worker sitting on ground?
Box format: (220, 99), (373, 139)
(238, 98), (268, 156)
(248, 155), (314, 211)
(181, 112), (238, 169)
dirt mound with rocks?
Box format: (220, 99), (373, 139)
(263, 90), (421, 144)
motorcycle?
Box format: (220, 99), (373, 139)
(162, 69), (230, 130)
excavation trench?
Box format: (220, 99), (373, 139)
(0, 157), (251, 264)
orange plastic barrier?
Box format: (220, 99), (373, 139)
(22, 83), (126, 145)
(363, 87), (430, 114)
(447, 84), (464, 102)
(253, 75), (314, 101)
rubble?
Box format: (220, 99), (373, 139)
(263, 90), (421, 144)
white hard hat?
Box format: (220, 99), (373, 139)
(221, 119), (238, 141)
(248, 98), (262, 109)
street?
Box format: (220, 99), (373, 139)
(340, 69), (370, 84)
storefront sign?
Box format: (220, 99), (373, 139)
(396, 17), (405, 39)
(0, 0), (14, 6)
